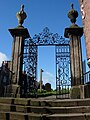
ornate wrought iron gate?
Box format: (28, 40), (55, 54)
(56, 44), (71, 98)
(23, 38), (38, 95)
(23, 27), (71, 98)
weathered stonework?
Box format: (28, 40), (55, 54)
(65, 28), (83, 86)
(64, 5), (84, 98)
(5, 27), (30, 97)
(65, 27), (83, 99)
(9, 28), (30, 84)
(5, 5), (30, 97)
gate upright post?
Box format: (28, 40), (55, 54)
(64, 4), (84, 99)
(5, 5), (30, 97)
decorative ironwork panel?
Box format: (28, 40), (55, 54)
(56, 45), (71, 99)
(32, 27), (70, 46)
(22, 27), (71, 98)
(23, 38), (37, 95)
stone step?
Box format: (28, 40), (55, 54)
(0, 97), (28, 105)
(0, 102), (90, 114)
(0, 112), (43, 120)
(0, 112), (90, 120)
(0, 103), (25, 113)
(1, 98), (90, 107)
(30, 98), (90, 107)
(46, 113), (90, 120)
(1, 98), (90, 120)
(26, 106), (90, 114)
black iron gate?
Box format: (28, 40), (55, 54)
(23, 38), (38, 96)
(23, 27), (71, 98)
(56, 44), (71, 99)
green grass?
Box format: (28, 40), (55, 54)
(26, 88), (70, 98)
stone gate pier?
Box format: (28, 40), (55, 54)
(64, 4), (90, 99)
(5, 5), (30, 97)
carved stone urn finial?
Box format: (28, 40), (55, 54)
(68, 3), (78, 25)
(16, 5), (27, 27)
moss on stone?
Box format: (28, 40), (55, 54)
(70, 24), (80, 28)
(70, 86), (80, 99)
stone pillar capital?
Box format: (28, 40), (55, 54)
(8, 27), (30, 39)
(64, 27), (83, 38)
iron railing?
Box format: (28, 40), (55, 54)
(83, 71), (90, 84)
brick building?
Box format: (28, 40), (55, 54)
(79, 0), (90, 66)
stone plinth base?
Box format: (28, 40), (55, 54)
(70, 85), (84, 99)
(4, 84), (20, 98)
(70, 84), (90, 99)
